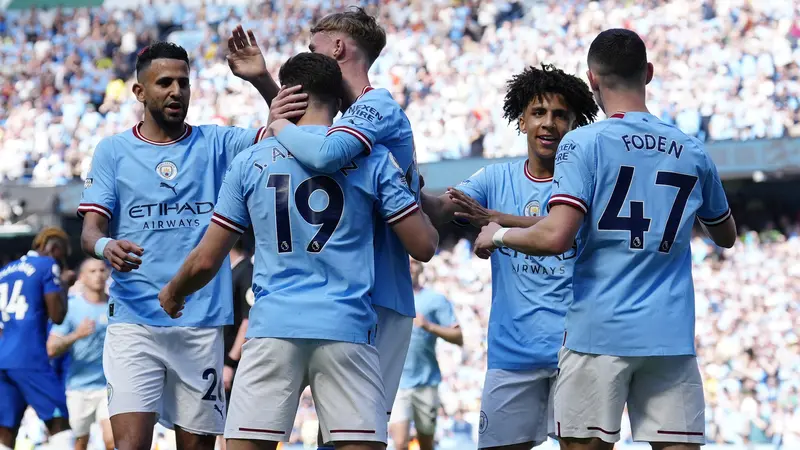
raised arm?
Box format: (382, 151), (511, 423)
(227, 25), (280, 107)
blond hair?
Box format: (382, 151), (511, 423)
(311, 6), (386, 64)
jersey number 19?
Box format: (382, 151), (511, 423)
(267, 174), (345, 254)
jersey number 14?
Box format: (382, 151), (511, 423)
(0, 280), (29, 321)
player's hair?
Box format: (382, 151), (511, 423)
(135, 41), (190, 80)
(503, 64), (599, 131)
(279, 53), (344, 113)
(32, 227), (69, 252)
(587, 28), (648, 87)
(311, 6), (386, 64)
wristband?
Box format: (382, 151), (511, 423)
(94, 237), (113, 260)
(492, 228), (510, 248)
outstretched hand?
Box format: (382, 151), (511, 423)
(448, 188), (497, 228)
(227, 25), (268, 82)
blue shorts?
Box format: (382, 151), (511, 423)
(0, 368), (69, 429)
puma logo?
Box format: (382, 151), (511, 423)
(160, 182), (177, 195)
(553, 177), (562, 187)
(213, 404), (223, 418)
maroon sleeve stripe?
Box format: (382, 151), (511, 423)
(211, 213), (246, 234)
(547, 194), (588, 214)
(386, 203), (420, 224)
(326, 126), (372, 154)
(77, 203), (112, 220)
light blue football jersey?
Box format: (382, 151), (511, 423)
(0, 251), (64, 370)
(549, 112), (731, 357)
(50, 294), (108, 391)
(212, 126), (419, 343)
(78, 122), (265, 327)
(274, 86), (419, 317)
(457, 160), (573, 370)
(399, 288), (457, 389)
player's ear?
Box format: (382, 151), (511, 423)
(518, 116), (527, 134)
(644, 62), (654, 85)
(586, 70), (599, 91)
(333, 37), (345, 61)
(132, 82), (146, 103)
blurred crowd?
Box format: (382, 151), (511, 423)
(1, 0), (799, 186)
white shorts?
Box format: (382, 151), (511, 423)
(66, 389), (110, 437)
(478, 368), (557, 449)
(554, 348), (706, 444)
(103, 323), (225, 435)
(225, 338), (387, 444)
(375, 305), (413, 418)
(389, 385), (440, 435)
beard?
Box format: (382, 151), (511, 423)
(148, 103), (187, 130)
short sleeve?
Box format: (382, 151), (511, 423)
(328, 89), (394, 154)
(547, 137), (595, 214)
(373, 147), (420, 225)
(433, 295), (457, 327)
(218, 126), (265, 156)
(50, 299), (74, 336)
(211, 157), (251, 234)
(454, 166), (491, 208)
(697, 152), (731, 226)
(78, 138), (116, 220)
(41, 260), (63, 296)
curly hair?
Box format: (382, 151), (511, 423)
(503, 64), (599, 132)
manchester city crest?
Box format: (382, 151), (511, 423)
(156, 161), (178, 180)
(524, 200), (541, 217)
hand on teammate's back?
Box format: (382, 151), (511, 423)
(226, 25), (269, 83)
(103, 240), (144, 272)
(474, 222), (502, 259)
(448, 188), (497, 227)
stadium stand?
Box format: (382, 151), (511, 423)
(1, 0), (799, 449)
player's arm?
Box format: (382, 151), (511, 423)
(419, 191), (462, 227)
(477, 205), (584, 258)
(42, 262), (68, 324)
(160, 223), (241, 318)
(474, 137), (592, 258)
(160, 158), (251, 318)
(47, 316), (95, 358)
(697, 152), (737, 248)
(269, 94), (393, 173)
(226, 25), (280, 107)
(373, 149), (439, 261)
(417, 300), (463, 346)
(81, 213), (143, 272)
(269, 119), (360, 173)
(228, 265), (252, 363)
(78, 140), (143, 272)
(391, 210), (439, 262)
(446, 189), (544, 229)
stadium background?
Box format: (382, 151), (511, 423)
(0, 0), (798, 448)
